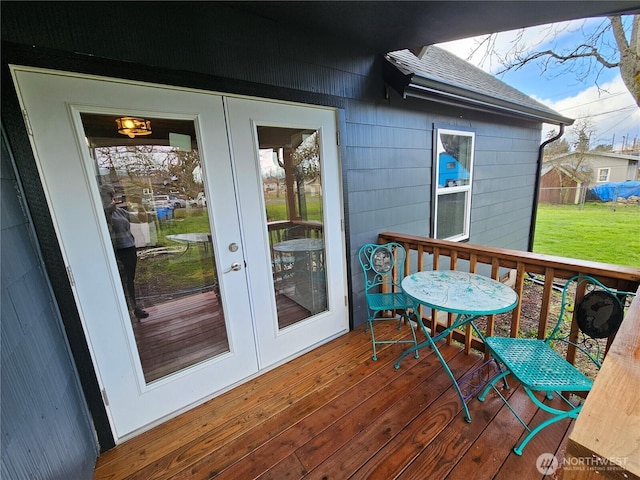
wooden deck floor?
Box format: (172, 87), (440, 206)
(94, 322), (572, 480)
(133, 292), (311, 382)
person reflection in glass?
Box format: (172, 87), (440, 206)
(100, 184), (149, 320)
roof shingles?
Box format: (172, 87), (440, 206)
(386, 47), (572, 125)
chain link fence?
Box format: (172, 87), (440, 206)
(539, 184), (640, 207)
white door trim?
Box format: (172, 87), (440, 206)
(11, 65), (348, 442)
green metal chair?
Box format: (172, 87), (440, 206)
(479, 274), (634, 455)
(358, 242), (419, 361)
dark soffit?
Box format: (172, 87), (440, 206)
(225, 1), (640, 53)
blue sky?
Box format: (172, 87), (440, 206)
(437, 16), (640, 150)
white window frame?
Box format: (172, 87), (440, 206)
(597, 167), (610, 183)
(433, 127), (475, 241)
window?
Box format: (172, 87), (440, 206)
(597, 168), (610, 182)
(433, 128), (475, 241)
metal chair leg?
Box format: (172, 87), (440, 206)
(368, 319), (378, 361)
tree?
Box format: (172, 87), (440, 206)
(569, 117), (596, 152)
(544, 129), (570, 157)
(276, 132), (321, 220)
(545, 119), (594, 203)
(165, 149), (204, 199)
(593, 143), (613, 151)
(474, 15), (640, 107)
(544, 118), (596, 159)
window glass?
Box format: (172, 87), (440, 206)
(597, 168), (610, 182)
(437, 133), (473, 188)
(434, 128), (475, 241)
(436, 191), (468, 239)
(258, 127), (327, 327)
(80, 113), (228, 384)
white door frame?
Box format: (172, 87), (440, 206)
(11, 65), (348, 442)
(226, 97), (348, 368)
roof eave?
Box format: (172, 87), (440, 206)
(406, 75), (574, 126)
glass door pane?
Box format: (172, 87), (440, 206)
(80, 113), (228, 383)
(258, 126), (328, 328)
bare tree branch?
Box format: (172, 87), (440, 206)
(485, 15), (639, 108)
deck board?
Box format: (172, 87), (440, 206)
(132, 291), (311, 382)
(493, 393), (572, 480)
(94, 322), (573, 479)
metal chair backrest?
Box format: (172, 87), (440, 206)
(547, 275), (632, 369)
(358, 242), (407, 295)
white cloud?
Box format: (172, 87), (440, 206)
(537, 75), (640, 149)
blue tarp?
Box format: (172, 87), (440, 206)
(438, 153), (470, 187)
(590, 181), (640, 202)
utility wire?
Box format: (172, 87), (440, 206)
(569, 105), (637, 119)
(557, 92), (628, 111)
(595, 112), (639, 138)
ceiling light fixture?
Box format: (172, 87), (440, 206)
(116, 117), (152, 138)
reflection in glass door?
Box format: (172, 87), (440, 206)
(258, 127), (328, 329)
(80, 113), (228, 383)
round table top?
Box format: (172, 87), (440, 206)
(166, 233), (211, 244)
(273, 238), (324, 252)
(401, 270), (518, 316)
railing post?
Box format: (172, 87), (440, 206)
(538, 269), (555, 339)
(510, 263), (526, 338)
(566, 281), (588, 365)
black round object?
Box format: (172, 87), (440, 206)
(576, 290), (624, 339)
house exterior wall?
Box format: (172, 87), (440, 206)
(1, 2), (543, 461)
(1, 2), (541, 320)
(347, 91), (541, 309)
(553, 152), (638, 183)
(1, 133), (98, 478)
(586, 156), (636, 183)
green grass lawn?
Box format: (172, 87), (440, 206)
(265, 197), (323, 222)
(135, 208), (215, 304)
(533, 202), (640, 268)
(156, 208), (211, 246)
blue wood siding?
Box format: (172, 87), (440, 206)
(1, 134), (97, 478)
(345, 93), (541, 323)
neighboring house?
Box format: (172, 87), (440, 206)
(2, 2), (634, 477)
(546, 151), (640, 184)
(540, 151), (640, 204)
(539, 164), (591, 204)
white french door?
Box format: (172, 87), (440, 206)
(11, 66), (347, 442)
(226, 97), (347, 367)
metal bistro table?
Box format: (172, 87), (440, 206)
(273, 238), (326, 314)
(165, 233), (212, 256)
(396, 270), (519, 422)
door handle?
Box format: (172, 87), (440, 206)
(223, 262), (242, 273)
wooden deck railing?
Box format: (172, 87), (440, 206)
(378, 232), (640, 362)
(267, 220), (323, 245)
